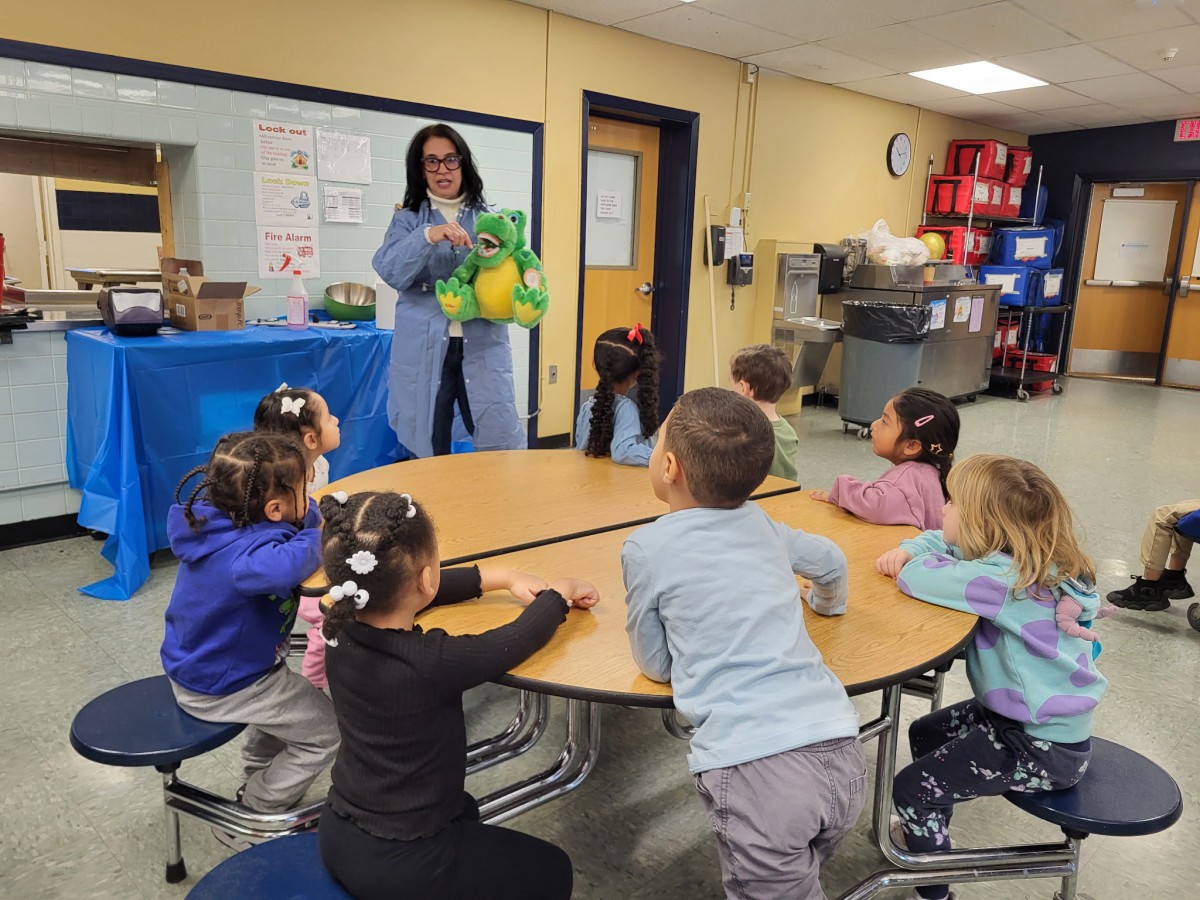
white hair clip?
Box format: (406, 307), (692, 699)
(275, 382), (289, 393)
(347, 550), (377, 575)
(321, 632), (338, 648)
(401, 493), (418, 519)
(330, 580), (369, 609)
(331, 491), (348, 505)
(281, 396), (306, 416)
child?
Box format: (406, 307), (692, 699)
(1106, 498), (1199, 611)
(811, 387), (959, 530)
(160, 431), (339, 851)
(623, 387), (865, 900)
(254, 383), (342, 690)
(729, 343), (800, 482)
(254, 383), (341, 492)
(576, 324), (660, 466)
(876, 454), (1106, 900)
(315, 489), (597, 900)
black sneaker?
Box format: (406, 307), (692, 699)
(1160, 569), (1195, 600)
(1107, 577), (1171, 611)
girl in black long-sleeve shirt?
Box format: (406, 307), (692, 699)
(316, 489), (598, 900)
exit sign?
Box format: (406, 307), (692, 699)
(1174, 118), (1200, 141)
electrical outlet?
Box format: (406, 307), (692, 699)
(548, 364), (558, 384)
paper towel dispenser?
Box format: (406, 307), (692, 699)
(813, 243), (848, 294)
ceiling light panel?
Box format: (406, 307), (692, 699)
(911, 62), (1047, 94)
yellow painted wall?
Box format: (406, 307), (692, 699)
(5, 0), (1026, 437)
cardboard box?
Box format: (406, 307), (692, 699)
(161, 258), (260, 331)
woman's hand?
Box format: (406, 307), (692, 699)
(548, 578), (600, 609)
(876, 549), (913, 579)
(809, 489), (831, 503)
(429, 222), (474, 248)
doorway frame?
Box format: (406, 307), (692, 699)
(575, 91), (699, 428)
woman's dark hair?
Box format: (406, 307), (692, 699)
(402, 123), (485, 212)
(891, 387), (961, 500)
(584, 325), (661, 458)
(254, 385), (323, 442)
(175, 431), (307, 531)
(318, 491), (438, 644)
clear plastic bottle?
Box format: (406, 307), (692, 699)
(176, 267), (190, 295)
(286, 270), (308, 330)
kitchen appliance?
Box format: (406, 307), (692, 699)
(813, 243), (848, 294)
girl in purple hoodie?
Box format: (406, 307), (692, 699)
(811, 388), (959, 530)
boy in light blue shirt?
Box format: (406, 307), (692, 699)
(622, 387), (865, 900)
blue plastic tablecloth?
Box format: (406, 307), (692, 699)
(65, 325), (399, 600)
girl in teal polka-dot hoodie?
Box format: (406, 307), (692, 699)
(876, 453), (1106, 900)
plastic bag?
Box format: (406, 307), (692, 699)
(841, 301), (930, 343)
(865, 218), (930, 267)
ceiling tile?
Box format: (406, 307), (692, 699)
(919, 96), (1025, 119)
(517, 0), (677, 27)
(984, 85), (1099, 111)
(995, 44), (1136, 83)
(1010, 0), (1193, 42)
(1156, 63), (1200, 93)
(911, 4), (1077, 58)
(819, 24), (977, 73)
(742, 44), (895, 84)
(1041, 103), (1153, 127)
(617, 5), (797, 58)
(1062, 72), (1184, 103)
(694, 0), (992, 43)
(837, 74), (969, 105)
(1110, 94), (1200, 119)
(1094, 24), (1200, 71)
(972, 110), (1077, 135)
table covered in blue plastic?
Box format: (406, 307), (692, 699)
(65, 325), (398, 600)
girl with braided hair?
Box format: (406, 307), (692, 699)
(160, 431), (339, 852)
(810, 387), (960, 530)
(575, 324), (661, 466)
(315, 489), (597, 900)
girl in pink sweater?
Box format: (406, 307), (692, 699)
(811, 388), (959, 530)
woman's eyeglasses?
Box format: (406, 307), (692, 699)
(421, 154), (463, 172)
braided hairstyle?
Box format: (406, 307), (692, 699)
(174, 431), (308, 531)
(318, 491), (438, 644)
(254, 385), (324, 445)
(891, 387), (960, 501)
(584, 325), (661, 458)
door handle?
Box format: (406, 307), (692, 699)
(1181, 276), (1191, 298)
(635, 282), (654, 297)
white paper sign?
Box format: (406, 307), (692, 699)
(1043, 272), (1063, 297)
(254, 172), (317, 227)
(317, 128), (372, 184)
(1118, 241), (1151, 261)
(985, 273), (1019, 296)
(929, 298), (947, 330)
(323, 186), (364, 224)
(969, 296), (984, 333)
(253, 120), (315, 173)
(596, 190), (622, 219)
(1014, 236), (1047, 260)
(953, 296), (972, 322)
(258, 227), (321, 278)
(725, 226), (745, 257)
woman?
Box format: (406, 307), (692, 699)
(373, 123), (525, 458)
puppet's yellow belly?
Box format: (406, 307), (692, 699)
(475, 258), (520, 320)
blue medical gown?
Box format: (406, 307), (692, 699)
(372, 200), (526, 458)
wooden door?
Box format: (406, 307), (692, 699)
(1069, 182), (1188, 379)
(1163, 185), (1200, 388)
(580, 117), (659, 393)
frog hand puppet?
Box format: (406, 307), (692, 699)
(435, 209), (549, 328)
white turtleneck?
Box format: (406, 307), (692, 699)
(425, 193), (467, 337)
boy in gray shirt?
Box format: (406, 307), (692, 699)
(623, 387), (865, 900)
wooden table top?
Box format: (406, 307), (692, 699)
(303, 450), (800, 590)
(416, 494), (976, 705)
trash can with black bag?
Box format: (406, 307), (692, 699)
(838, 301), (931, 434)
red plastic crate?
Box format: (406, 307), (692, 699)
(1005, 146), (1033, 187)
(916, 225), (993, 265)
(1025, 352), (1057, 392)
(947, 139), (1008, 180)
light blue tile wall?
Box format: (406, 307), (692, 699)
(0, 53), (537, 523)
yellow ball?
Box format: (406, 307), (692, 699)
(919, 231), (946, 260)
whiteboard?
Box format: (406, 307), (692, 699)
(1094, 199), (1176, 282)
(585, 149), (639, 267)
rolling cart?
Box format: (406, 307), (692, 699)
(989, 302), (1070, 400)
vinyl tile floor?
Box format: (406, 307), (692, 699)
(2, 376), (1197, 899)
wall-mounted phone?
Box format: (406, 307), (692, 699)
(727, 253), (754, 286)
(704, 225), (726, 265)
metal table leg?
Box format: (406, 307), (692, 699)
(478, 698), (601, 824)
(466, 690), (549, 775)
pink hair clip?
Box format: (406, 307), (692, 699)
(914, 415), (934, 427)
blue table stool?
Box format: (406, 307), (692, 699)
(187, 832), (350, 899)
(1006, 737), (1183, 899)
(70, 676), (322, 884)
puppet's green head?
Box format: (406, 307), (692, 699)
(471, 210), (526, 268)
